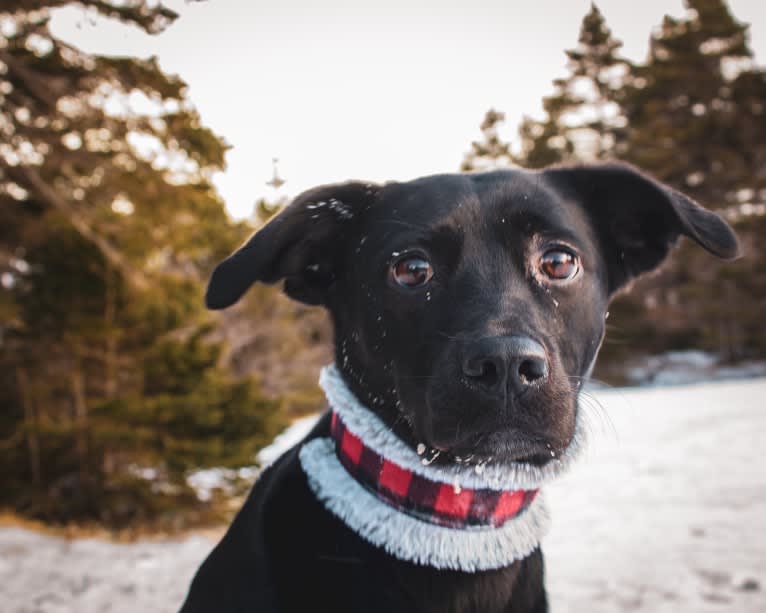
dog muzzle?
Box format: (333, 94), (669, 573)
(299, 364), (587, 572)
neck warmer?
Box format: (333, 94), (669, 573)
(298, 364), (587, 572)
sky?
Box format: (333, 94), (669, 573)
(50, 0), (766, 218)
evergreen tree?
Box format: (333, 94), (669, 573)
(622, 0), (754, 204)
(462, 1), (766, 377)
(460, 109), (514, 171)
(0, 1), (285, 527)
(517, 4), (629, 168)
(461, 4), (629, 171)
(514, 113), (570, 169)
(600, 0), (766, 372)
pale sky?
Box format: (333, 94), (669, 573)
(50, 0), (766, 218)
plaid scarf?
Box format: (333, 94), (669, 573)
(330, 410), (538, 529)
(298, 365), (588, 571)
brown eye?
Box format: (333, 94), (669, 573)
(391, 255), (434, 288)
(540, 249), (578, 280)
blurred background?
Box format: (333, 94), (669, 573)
(0, 2), (765, 607)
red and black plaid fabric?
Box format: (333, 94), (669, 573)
(330, 411), (538, 529)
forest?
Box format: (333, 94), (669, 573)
(0, 0), (763, 527)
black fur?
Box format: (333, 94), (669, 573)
(183, 163), (738, 613)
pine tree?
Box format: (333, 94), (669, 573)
(622, 0), (754, 205)
(461, 4), (629, 171)
(0, 1), (285, 527)
(460, 109), (514, 171)
(462, 1), (766, 375)
(526, 3), (629, 166)
(600, 0), (766, 370)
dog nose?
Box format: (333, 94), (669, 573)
(462, 336), (549, 395)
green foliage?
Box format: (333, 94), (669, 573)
(0, 1), (286, 529)
(463, 1), (766, 380)
(99, 330), (283, 474)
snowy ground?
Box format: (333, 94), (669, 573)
(0, 528), (211, 613)
(544, 378), (766, 612)
(2, 378), (764, 612)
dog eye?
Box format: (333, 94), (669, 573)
(391, 255), (434, 288)
(540, 249), (578, 280)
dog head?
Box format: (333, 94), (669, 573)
(206, 163), (738, 465)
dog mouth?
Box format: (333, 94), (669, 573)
(391, 376), (574, 470)
(414, 435), (560, 469)
(405, 405), (567, 469)
(392, 405), (567, 469)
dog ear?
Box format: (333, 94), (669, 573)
(205, 181), (379, 309)
(544, 162), (740, 295)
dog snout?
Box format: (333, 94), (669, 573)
(461, 336), (549, 395)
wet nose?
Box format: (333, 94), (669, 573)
(461, 336), (549, 395)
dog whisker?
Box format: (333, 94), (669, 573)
(576, 391), (618, 445)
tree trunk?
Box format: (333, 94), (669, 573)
(104, 266), (118, 399)
(72, 359), (89, 484)
(15, 367), (41, 485)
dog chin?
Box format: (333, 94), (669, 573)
(414, 401), (575, 469)
(420, 429), (569, 468)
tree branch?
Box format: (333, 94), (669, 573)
(14, 165), (148, 289)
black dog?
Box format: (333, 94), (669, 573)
(180, 163), (738, 613)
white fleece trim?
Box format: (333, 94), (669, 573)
(299, 437), (550, 572)
(319, 364), (587, 491)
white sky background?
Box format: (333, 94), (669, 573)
(50, 0), (766, 219)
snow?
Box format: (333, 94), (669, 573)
(544, 378), (766, 612)
(3, 378), (765, 612)
(622, 351), (766, 387)
(0, 528), (211, 613)
(185, 466), (259, 502)
(257, 414), (319, 467)
(182, 415), (319, 502)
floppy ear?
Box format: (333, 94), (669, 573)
(544, 163), (740, 295)
(205, 181), (379, 309)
